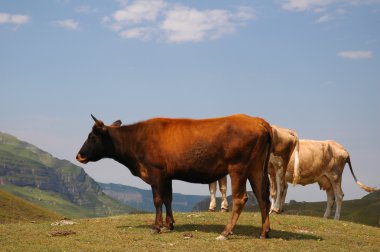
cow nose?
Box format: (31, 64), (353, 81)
(76, 153), (88, 163)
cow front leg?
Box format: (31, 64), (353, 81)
(151, 186), (164, 233)
(268, 173), (276, 214)
(323, 187), (334, 218)
(272, 168), (284, 214)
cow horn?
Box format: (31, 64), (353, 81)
(91, 114), (98, 123)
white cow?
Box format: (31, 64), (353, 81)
(268, 125), (300, 214)
(208, 176), (229, 212)
(281, 140), (376, 220)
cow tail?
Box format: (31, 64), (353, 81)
(261, 128), (272, 206)
(292, 133), (300, 185)
(347, 156), (376, 193)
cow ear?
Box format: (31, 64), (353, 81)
(111, 120), (122, 127)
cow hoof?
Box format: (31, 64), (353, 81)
(150, 228), (161, 234)
(221, 208), (229, 213)
(216, 235), (228, 241)
(260, 234), (270, 239)
(161, 227), (172, 233)
(208, 209), (216, 212)
(270, 208), (280, 214)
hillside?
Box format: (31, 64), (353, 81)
(0, 188), (61, 223)
(99, 183), (208, 212)
(0, 132), (134, 218)
(283, 190), (380, 227)
(0, 212), (379, 251)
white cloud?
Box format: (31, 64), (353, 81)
(282, 0), (380, 12)
(161, 6), (233, 43)
(120, 27), (152, 39)
(105, 0), (256, 43)
(282, 0), (336, 12)
(235, 6), (257, 20)
(282, 0), (380, 24)
(337, 50), (373, 59)
(316, 13), (334, 22)
(112, 0), (166, 23)
(0, 12), (30, 25)
(315, 8), (345, 23)
(161, 6), (255, 43)
(54, 19), (79, 30)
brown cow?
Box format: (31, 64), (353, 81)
(76, 114), (272, 239)
(282, 140), (376, 219)
(268, 125), (300, 214)
(208, 176), (229, 212)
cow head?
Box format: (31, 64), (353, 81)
(76, 114), (122, 164)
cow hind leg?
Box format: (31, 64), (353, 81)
(163, 181), (175, 230)
(279, 181), (288, 213)
(249, 171), (271, 239)
(248, 137), (271, 238)
(216, 168), (248, 240)
(332, 180), (344, 220)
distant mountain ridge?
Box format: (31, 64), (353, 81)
(0, 132), (133, 218)
(99, 182), (208, 212)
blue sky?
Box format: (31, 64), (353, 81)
(1, 0), (379, 201)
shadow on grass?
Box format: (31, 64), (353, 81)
(118, 223), (323, 241)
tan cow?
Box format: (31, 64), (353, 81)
(281, 140), (376, 220)
(268, 125), (300, 214)
(208, 176), (229, 212)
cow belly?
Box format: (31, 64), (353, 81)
(173, 165), (229, 184)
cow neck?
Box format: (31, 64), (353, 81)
(107, 125), (140, 176)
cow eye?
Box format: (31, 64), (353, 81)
(88, 134), (97, 143)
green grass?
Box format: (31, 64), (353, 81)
(1, 212), (379, 251)
(0, 189), (61, 224)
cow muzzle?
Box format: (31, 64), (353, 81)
(76, 153), (88, 164)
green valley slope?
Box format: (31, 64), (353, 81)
(0, 132), (134, 218)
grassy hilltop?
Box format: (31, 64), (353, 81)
(1, 212), (379, 251)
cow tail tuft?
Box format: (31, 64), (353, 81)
(347, 156), (376, 193)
